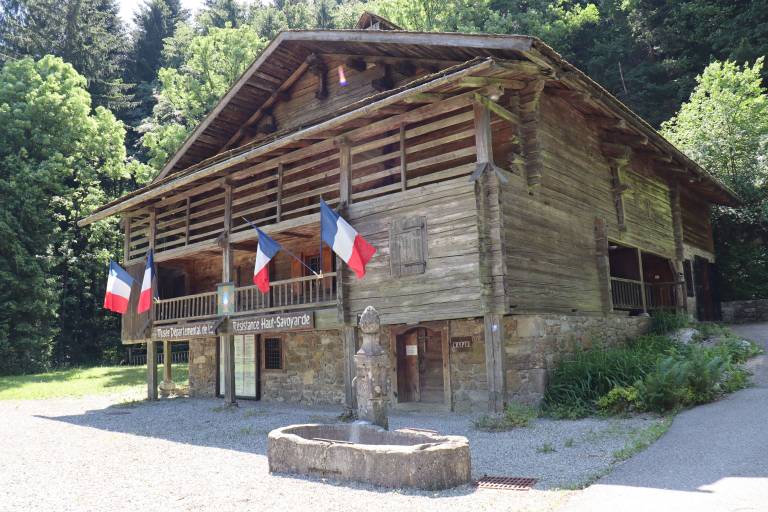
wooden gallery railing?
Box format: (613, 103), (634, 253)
(610, 277), (683, 311)
(153, 273), (337, 324)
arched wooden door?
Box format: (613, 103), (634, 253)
(395, 326), (444, 404)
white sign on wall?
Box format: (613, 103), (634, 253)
(405, 344), (418, 356)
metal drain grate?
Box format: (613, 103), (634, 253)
(475, 476), (538, 491)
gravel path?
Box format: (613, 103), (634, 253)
(0, 393), (664, 512)
(559, 322), (768, 512)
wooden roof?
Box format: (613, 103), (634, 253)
(79, 27), (738, 226)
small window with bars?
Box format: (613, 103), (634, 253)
(263, 338), (283, 370)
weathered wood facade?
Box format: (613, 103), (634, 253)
(81, 15), (737, 411)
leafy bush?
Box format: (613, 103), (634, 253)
(474, 402), (538, 431)
(543, 336), (673, 413)
(684, 346), (726, 403)
(722, 367), (752, 392)
(636, 357), (691, 412)
(650, 311), (690, 334)
(596, 386), (641, 415)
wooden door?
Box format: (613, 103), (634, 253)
(396, 327), (444, 404)
(396, 330), (420, 402)
(417, 328), (445, 403)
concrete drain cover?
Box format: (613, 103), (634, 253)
(475, 476), (537, 490)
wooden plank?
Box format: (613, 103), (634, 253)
(483, 314), (505, 413)
(594, 217), (612, 313)
(338, 137), (352, 206)
(399, 123), (407, 191)
(147, 339), (158, 400)
(276, 162), (284, 222)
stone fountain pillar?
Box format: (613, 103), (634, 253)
(355, 306), (390, 429)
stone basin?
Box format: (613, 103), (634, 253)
(267, 422), (471, 490)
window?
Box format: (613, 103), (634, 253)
(390, 216), (427, 277)
(306, 255), (322, 276)
(683, 259), (695, 297)
(263, 337), (283, 370)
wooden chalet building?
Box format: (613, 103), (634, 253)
(80, 13), (737, 412)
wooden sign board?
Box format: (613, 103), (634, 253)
(232, 311), (314, 334)
(152, 320), (218, 341)
(450, 336), (473, 350)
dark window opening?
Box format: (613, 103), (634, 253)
(264, 338), (282, 370)
(683, 259), (695, 297)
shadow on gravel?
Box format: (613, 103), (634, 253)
(34, 398), (480, 497)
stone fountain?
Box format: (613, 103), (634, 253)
(267, 306), (471, 490)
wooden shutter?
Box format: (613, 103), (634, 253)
(390, 216), (427, 277)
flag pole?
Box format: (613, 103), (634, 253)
(241, 216), (320, 277)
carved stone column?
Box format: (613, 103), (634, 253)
(354, 306), (390, 429)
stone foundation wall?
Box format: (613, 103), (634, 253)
(503, 313), (651, 405)
(261, 329), (345, 405)
(448, 318), (488, 412)
(721, 299), (768, 323)
(189, 337), (217, 397)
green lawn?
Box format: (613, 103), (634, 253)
(0, 364), (189, 400)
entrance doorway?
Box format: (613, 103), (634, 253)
(218, 334), (260, 400)
(694, 256), (721, 321)
(395, 326), (444, 404)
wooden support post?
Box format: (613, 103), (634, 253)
(610, 164), (628, 231)
(338, 137), (352, 206)
(342, 325), (357, 410)
(160, 339), (175, 397)
(519, 80), (545, 191)
(594, 218), (613, 314)
(276, 163), (284, 222)
(669, 181), (688, 312)
(221, 183), (237, 406)
(636, 247), (648, 315)
(147, 339), (158, 400)
(399, 123), (407, 191)
(184, 197), (191, 245)
(484, 314), (505, 413)
(122, 214), (131, 264)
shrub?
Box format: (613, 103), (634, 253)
(685, 346), (726, 403)
(722, 367), (752, 392)
(718, 337), (763, 363)
(636, 357), (691, 412)
(596, 385), (641, 415)
(650, 311), (690, 334)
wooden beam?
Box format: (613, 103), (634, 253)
(122, 214), (131, 264)
(307, 53), (328, 100)
(337, 137), (352, 206)
(344, 57), (367, 72)
(600, 143), (632, 163)
(585, 115), (627, 130)
(603, 132), (649, 146)
(371, 63), (394, 92)
(459, 76), (525, 90)
(275, 162), (284, 222)
(147, 340), (158, 400)
(483, 314), (505, 413)
(183, 197), (191, 245)
(221, 56), (313, 151)
(636, 248), (648, 314)
(519, 79), (545, 190)
(399, 123), (407, 191)
(472, 93), (516, 124)
(594, 218), (613, 313)
(669, 181), (688, 312)
(221, 182), (236, 407)
(401, 92), (448, 104)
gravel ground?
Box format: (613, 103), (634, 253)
(0, 392), (667, 512)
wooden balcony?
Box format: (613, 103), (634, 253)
(153, 272), (337, 325)
(611, 277), (682, 312)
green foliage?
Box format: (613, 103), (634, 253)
(141, 25), (267, 168)
(662, 59), (768, 301)
(0, 0), (132, 111)
(473, 402), (538, 431)
(650, 311), (689, 334)
(612, 417), (672, 462)
(0, 55), (150, 374)
(596, 385), (641, 415)
(536, 442), (556, 453)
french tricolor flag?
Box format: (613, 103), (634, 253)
(253, 228), (281, 293)
(104, 261), (134, 314)
(320, 199), (376, 279)
(137, 249), (156, 314)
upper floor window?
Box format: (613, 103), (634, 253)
(390, 216), (427, 277)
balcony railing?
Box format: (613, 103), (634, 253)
(153, 272), (337, 325)
(611, 277), (682, 312)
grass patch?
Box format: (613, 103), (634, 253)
(536, 442), (556, 454)
(473, 402), (538, 431)
(0, 364), (189, 400)
(612, 416), (673, 462)
(564, 437), (575, 448)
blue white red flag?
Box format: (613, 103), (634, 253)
(320, 199), (376, 279)
(104, 260), (134, 314)
(137, 249), (156, 314)
(253, 228), (281, 293)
